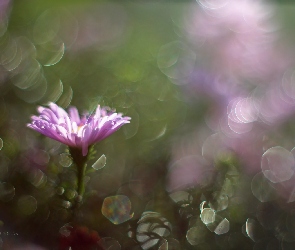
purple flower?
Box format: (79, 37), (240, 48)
(28, 103), (131, 156)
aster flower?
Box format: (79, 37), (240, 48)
(27, 102), (131, 156)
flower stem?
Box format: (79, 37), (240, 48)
(69, 147), (89, 198)
(77, 161), (87, 197)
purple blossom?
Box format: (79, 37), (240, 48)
(184, 0), (289, 82)
(27, 103), (131, 156)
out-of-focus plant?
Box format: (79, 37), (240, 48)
(2, 0), (295, 249)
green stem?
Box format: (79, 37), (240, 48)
(69, 147), (89, 199)
(77, 161), (87, 197)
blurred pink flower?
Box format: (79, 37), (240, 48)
(185, 0), (289, 81)
(28, 103), (130, 156)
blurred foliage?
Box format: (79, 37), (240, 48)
(1, 1), (295, 250)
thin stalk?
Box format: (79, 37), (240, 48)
(69, 147), (89, 199)
(67, 147), (91, 223)
(77, 161), (87, 197)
